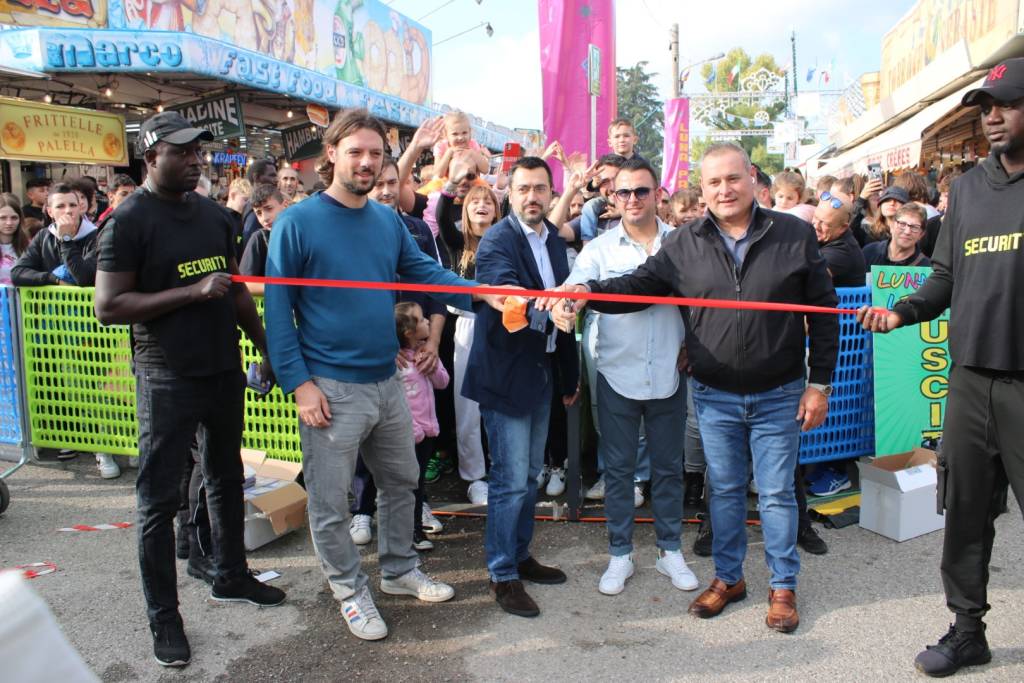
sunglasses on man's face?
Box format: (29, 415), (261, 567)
(819, 191), (842, 209)
(614, 186), (653, 202)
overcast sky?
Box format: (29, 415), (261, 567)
(388, 0), (918, 130)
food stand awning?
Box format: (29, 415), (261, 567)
(817, 78), (982, 178)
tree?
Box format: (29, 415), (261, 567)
(616, 62), (663, 168)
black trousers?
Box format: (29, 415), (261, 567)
(176, 431), (212, 558)
(413, 437), (436, 534)
(350, 454), (377, 517)
(940, 365), (1024, 631)
(135, 365), (248, 625)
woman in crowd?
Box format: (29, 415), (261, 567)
(0, 193), (29, 285)
(436, 177), (501, 506)
(863, 186), (908, 244)
(862, 202), (931, 268)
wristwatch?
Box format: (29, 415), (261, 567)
(61, 233), (73, 243)
(808, 382), (833, 397)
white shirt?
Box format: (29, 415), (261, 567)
(565, 218), (685, 400)
(519, 218), (558, 353)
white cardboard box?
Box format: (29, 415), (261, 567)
(241, 449), (307, 551)
(857, 448), (945, 542)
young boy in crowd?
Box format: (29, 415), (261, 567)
(239, 184), (290, 296)
(395, 302), (451, 552)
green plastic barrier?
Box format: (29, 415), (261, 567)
(19, 287), (301, 462)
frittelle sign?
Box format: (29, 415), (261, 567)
(0, 96), (127, 164)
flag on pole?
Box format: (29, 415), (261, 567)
(727, 62), (741, 86)
(680, 68), (690, 87)
(706, 62), (718, 86)
(806, 65), (816, 83)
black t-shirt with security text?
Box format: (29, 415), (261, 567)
(97, 188), (240, 377)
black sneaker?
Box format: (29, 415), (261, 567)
(186, 555), (217, 585)
(413, 530), (434, 551)
(151, 617), (190, 667)
(914, 623), (991, 677)
(211, 572), (286, 607)
(57, 449), (80, 461)
(693, 513), (713, 557)
(797, 526), (828, 555)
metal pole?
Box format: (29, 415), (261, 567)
(792, 30), (798, 98)
(591, 95), (597, 162)
(670, 23), (680, 98)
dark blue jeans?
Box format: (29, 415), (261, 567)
(135, 365), (248, 625)
(481, 375), (553, 582)
(692, 376), (803, 590)
(596, 372), (685, 556)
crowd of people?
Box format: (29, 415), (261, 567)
(2, 56), (1021, 679)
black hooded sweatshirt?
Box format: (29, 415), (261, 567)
(894, 154), (1024, 371)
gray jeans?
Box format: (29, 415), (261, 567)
(299, 374), (419, 601)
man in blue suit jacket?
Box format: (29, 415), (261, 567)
(463, 157), (580, 618)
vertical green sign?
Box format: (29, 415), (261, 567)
(870, 265), (949, 454)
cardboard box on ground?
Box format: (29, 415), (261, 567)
(857, 448), (945, 542)
(241, 449), (307, 551)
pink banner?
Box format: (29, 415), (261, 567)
(538, 0), (617, 191)
(661, 98), (690, 193)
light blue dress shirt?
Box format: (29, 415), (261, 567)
(565, 218), (685, 401)
(518, 218), (558, 353)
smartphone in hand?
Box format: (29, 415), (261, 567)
(246, 361), (272, 396)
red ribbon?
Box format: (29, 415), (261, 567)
(231, 275), (857, 316)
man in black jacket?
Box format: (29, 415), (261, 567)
(547, 142), (838, 633)
(860, 57), (1024, 678)
(12, 182), (99, 287)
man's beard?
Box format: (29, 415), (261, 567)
(342, 178), (374, 196)
(990, 136), (1024, 159)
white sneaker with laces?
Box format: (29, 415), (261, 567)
(598, 554), (634, 595)
(340, 586), (388, 640)
(634, 483), (646, 508)
(349, 514), (372, 545)
(545, 467), (566, 496)
(656, 549), (699, 591)
(380, 567), (455, 603)
(585, 477), (606, 500)
(536, 465), (550, 490)
(467, 480), (488, 506)
(96, 453), (120, 479)
(421, 504), (443, 534)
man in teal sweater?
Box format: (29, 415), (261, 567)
(265, 109), (505, 643)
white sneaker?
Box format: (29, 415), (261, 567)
(545, 467), (566, 496)
(656, 549), (699, 591)
(536, 465), (550, 490)
(380, 567), (455, 603)
(598, 554), (634, 595)
(585, 477), (606, 500)
(467, 480), (488, 506)
(340, 586), (388, 640)
(96, 453), (120, 479)
(421, 504), (443, 534)
(634, 483), (646, 508)
(349, 514), (372, 546)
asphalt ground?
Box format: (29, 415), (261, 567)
(3, 456), (1024, 682)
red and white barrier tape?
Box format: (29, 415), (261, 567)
(231, 275), (862, 317)
(4, 561), (58, 579)
(58, 522), (132, 532)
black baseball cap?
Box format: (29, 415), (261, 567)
(136, 111), (214, 153)
(878, 186), (909, 204)
(962, 58), (1024, 107)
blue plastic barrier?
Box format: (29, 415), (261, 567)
(0, 286), (22, 446)
(799, 286), (874, 464)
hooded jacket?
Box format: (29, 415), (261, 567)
(11, 217), (99, 286)
(894, 155), (1024, 371)
(587, 206), (839, 394)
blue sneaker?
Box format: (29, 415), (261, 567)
(807, 468), (851, 497)
(803, 467), (831, 488)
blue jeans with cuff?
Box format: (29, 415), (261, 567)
(692, 376), (804, 590)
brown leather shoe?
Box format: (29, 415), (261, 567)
(516, 556), (567, 584)
(688, 578), (747, 618)
(491, 580), (540, 618)
(766, 589), (799, 633)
